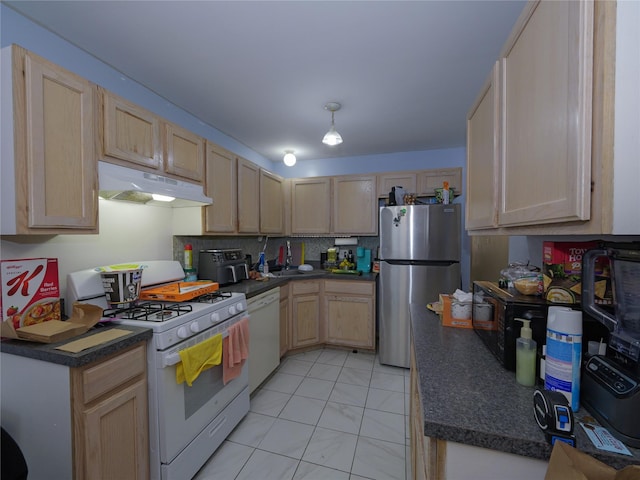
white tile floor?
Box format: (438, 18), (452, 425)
(193, 347), (411, 480)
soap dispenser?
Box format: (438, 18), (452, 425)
(516, 319), (537, 386)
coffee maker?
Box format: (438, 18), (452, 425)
(581, 243), (640, 447)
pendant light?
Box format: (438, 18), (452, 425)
(322, 102), (343, 146)
(283, 150), (297, 166)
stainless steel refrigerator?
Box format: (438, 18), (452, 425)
(378, 204), (461, 367)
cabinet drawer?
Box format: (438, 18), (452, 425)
(324, 280), (374, 296)
(291, 280), (321, 295)
(81, 344), (146, 404)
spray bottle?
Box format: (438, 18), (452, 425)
(544, 307), (583, 411)
(516, 319), (537, 386)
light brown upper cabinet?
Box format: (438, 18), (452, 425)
(2, 44), (98, 234)
(466, 62), (500, 230)
(377, 173), (418, 198)
(497, 0), (593, 227)
(332, 175), (378, 235)
(417, 168), (462, 197)
(164, 122), (205, 183)
(376, 168), (462, 199)
(290, 177), (332, 234)
(100, 88), (204, 184)
(237, 157), (260, 234)
(260, 169), (285, 234)
(100, 87), (161, 170)
(204, 142), (237, 234)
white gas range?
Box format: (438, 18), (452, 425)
(67, 261), (250, 480)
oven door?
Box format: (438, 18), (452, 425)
(153, 316), (249, 464)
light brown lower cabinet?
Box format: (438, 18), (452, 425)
(324, 280), (375, 349)
(71, 343), (149, 480)
(279, 283), (290, 357)
(283, 279), (376, 353)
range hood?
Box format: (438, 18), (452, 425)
(98, 162), (212, 207)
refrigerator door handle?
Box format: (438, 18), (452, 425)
(382, 259), (459, 267)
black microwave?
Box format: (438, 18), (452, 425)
(472, 281), (551, 371)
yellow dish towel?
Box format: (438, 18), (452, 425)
(176, 334), (223, 386)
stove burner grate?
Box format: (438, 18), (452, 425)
(103, 301), (193, 322)
(193, 291), (233, 304)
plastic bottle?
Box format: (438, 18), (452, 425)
(442, 181), (450, 205)
(184, 244), (193, 269)
(516, 319), (537, 386)
(544, 307), (583, 411)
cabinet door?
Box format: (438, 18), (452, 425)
(81, 379), (149, 480)
(164, 122), (204, 183)
(101, 88), (161, 169)
(377, 172), (417, 198)
(466, 63), (500, 230)
(325, 295), (374, 348)
(499, 0), (593, 226)
(260, 169), (285, 234)
(204, 143), (237, 233)
(291, 177), (331, 234)
(18, 46), (98, 231)
(332, 175), (377, 235)
(417, 168), (462, 197)
(291, 294), (321, 348)
(279, 285), (290, 358)
(237, 157), (260, 233)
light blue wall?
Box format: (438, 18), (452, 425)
(1, 5), (471, 290)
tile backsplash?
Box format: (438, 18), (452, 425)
(174, 236), (379, 272)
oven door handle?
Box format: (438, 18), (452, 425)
(162, 331), (229, 368)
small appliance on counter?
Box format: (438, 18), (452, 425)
(356, 247), (372, 273)
(472, 281), (550, 372)
(581, 243), (640, 448)
(199, 248), (249, 286)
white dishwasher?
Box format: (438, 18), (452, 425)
(247, 287), (281, 393)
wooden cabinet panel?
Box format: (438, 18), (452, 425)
(72, 343), (149, 480)
(291, 280), (322, 348)
(204, 143), (237, 233)
(100, 88), (161, 169)
(417, 168), (462, 197)
(466, 63), (499, 230)
(291, 177), (331, 234)
(377, 173), (417, 198)
(332, 175), (377, 235)
(164, 122), (204, 183)
(7, 45), (98, 233)
(237, 157), (260, 233)
(81, 379), (148, 480)
(279, 284), (290, 357)
(325, 295), (374, 348)
(260, 169), (285, 234)
(498, 0), (593, 226)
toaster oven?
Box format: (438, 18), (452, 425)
(472, 281), (550, 371)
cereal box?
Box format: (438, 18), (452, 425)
(1, 258), (61, 333)
(542, 242), (610, 305)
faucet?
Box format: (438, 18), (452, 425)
(285, 241), (292, 270)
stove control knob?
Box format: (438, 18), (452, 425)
(236, 302), (246, 312)
(210, 312), (221, 323)
(190, 322), (200, 334)
(177, 326), (189, 339)
(228, 305), (237, 316)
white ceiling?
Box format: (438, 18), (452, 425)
(6, 0), (526, 164)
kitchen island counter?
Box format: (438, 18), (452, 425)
(0, 324), (152, 368)
(410, 303), (640, 470)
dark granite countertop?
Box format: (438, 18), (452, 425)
(0, 325), (152, 368)
(410, 303), (640, 470)
(220, 271), (377, 299)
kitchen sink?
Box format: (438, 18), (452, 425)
(272, 269), (306, 277)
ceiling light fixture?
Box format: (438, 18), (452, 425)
(322, 102), (343, 146)
(283, 150), (297, 167)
